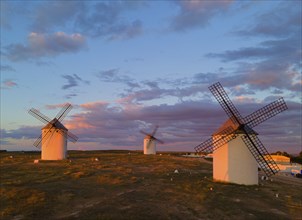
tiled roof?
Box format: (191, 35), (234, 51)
(213, 117), (258, 135)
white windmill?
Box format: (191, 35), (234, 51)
(195, 82), (287, 185)
(28, 103), (78, 160)
(140, 126), (164, 155)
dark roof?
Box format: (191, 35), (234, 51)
(213, 118), (258, 136)
(42, 118), (68, 131)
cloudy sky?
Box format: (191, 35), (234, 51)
(1, 0), (301, 154)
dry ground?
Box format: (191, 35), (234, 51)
(0, 150), (301, 220)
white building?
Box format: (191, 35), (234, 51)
(41, 119), (67, 160)
(144, 136), (156, 155)
(213, 119), (259, 185)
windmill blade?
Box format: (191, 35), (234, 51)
(56, 103), (72, 122)
(39, 128), (78, 146)
(28, 108), (51, 124)
(151, 125), (159, 136)
(33, 134), (42, 148)
(241, 132), (280, 177)
(195, 126), (237, 153)
(140, 130), (151, 136)
(194, 137), (213, 154)
(209, 82), (243, 125)
(33, 127), (55, 147)
(52, 127), (78, 143)
(66, 131), (78, 143)
(244, 97), (288, 128)
(153, 137), (164, 144)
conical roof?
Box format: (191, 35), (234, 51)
(144, 135), (154, 140)
(213, 118), (257, 136)
(42, 118), (68, 131)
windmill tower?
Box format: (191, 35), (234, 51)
(195, 82), (288, 185)
(140, 126), (164, 155)
(29, 103), (78, 160)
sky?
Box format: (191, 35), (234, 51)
(0, 0), (301, 154)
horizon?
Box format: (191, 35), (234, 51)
(1, 1), (301, 154)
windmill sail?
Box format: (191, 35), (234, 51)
(195, 126), (237, 153)
(29, 103), (78, 148)
(244, 98), (288, 128)
(195, 82), (287, 178)
(28, 108), (52, 124)
(209, 82), (243, 125)
(241, 134), (280, 176)
(56, 103), (72, 122)
(141, 126), (164, 154)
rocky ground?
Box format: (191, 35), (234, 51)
(1, 150), (301, 220)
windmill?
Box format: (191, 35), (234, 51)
(140, 125), (164, 155)
(29, 103), (78, 160)
(195, 82), (288, 185)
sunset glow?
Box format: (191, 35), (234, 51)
(1, 1), (301, 153)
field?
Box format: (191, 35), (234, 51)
(0, 150), (301, 220)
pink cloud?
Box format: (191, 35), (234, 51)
(80, 101), (109, 110)
(1, 79), (17, 89)
(65, 117), (95, 130)
(1, 97), (300, 153)
(4, 80), (17, 87)
(4, 32), (86, 61)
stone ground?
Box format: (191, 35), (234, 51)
(1, 150), (301, 220)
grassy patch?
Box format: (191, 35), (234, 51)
(0, 151), (301, 220)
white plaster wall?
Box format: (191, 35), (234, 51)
(41, 128), (67, 160)
(144, 139), (156, 155)
(213, 134), (258, 185)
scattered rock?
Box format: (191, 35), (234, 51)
(261, 176), (268, 180)
(174, 169), (179, 173)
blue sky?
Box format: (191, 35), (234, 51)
(1, 0), (301, 153)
